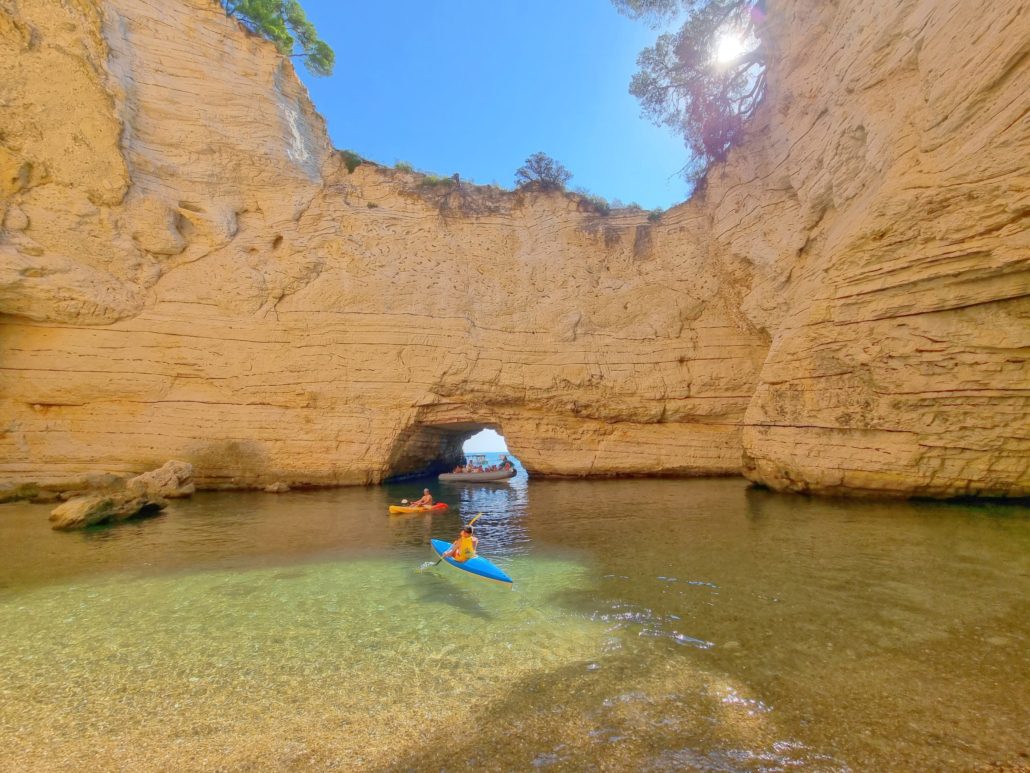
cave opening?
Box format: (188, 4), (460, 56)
(383, 422), (520, 483)
(463, 428), (508, 455)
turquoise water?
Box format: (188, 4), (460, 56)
(0, 476), (1028, 771)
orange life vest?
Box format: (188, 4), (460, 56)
(452, 535), (476, 562)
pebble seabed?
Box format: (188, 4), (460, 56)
(0, 477), (1027, 771)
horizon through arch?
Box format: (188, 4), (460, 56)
(463, 428), (509, 454)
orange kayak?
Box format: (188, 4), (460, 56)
(388, 503), (449, 515)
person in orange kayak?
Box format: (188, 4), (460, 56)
(443, 524), (478, 563)
(410, 488), (433, 508)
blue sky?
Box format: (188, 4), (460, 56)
(463, 429), (508, 453)
(296, 0), (690, 210)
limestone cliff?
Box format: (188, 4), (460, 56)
(0, 0), (1026, 498)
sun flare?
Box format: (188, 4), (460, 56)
(714, 32), (748, 64)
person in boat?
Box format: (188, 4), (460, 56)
(443, 524), (478, 563)
(410, 488), (433, 508)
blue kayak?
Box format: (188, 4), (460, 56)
(430, 539), (513, 586)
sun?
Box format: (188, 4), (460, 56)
(714, 32), (748, 64)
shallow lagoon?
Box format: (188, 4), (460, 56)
(1, 477), (1027, 771)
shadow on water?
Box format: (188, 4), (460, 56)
(382, 651), (843, 772)
(407, 567), (495, 621)
(743, 483), (1030, 523)
(79, 508), (169, 540)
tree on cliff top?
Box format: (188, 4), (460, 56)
(614, 0), (767, 183)
(514, 152), (573, 191)
(221, 0), (335, 76)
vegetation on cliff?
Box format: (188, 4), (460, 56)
(616, 0), (767, 181)
(514, 152), (573, 191)
(220, 0), (335, 76)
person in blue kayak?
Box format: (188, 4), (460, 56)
(409, 488), (433, 508)
(443, 524), (478, 563)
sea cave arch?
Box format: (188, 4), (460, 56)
(383, 418), (520, 483)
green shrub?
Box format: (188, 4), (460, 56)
(220, 0), (334, 76)
(515, 152), (572, 190)
(420, 174), (456, 188)
(395, 161), (414, 173)
(339, 150), (363, 173)
(575, 189), (611, 215)
(647, 207), (664, 222)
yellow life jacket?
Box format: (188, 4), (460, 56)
(453, 535), (476, 563)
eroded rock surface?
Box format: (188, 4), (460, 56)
(47, 460), (192, 529)
(49, 493), (166, 531)
(126, 460), (195, 498)
(1, 0), (1027, 498)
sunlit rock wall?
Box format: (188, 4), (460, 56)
(714, 0), (1030, 497)
(1, 0), (1026, 497)
(0, 0), (766, 489)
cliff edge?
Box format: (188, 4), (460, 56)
(1, 0), (1027, 498)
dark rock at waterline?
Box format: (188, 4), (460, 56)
(1, 473), (129, 505)
(0, 484), (47, 504)
(0, 483), (69, 504)
(49, 493), (167, 530)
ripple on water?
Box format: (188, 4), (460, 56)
(0, 552), (823, 770)
(0, 555), (598, 767)
(1, 478), (1027, 770)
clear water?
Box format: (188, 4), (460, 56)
(0, 474), (1027, 771)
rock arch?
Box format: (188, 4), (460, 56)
(0, 0), (1027, 499)
(383, 420), (508, 482)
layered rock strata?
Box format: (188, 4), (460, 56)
(727, 0), (1030, 497)
(0, 0), (1027, 498)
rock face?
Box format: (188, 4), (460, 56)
(1, 0), (1027, 499)
(725, 0), (1030, 498)
(126, 460), (195, 498)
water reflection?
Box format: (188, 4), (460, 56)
(0, 478), (1027, 771)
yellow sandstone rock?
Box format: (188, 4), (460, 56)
(49, 494), (166, 531)
(0, 0), (1026, 499)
